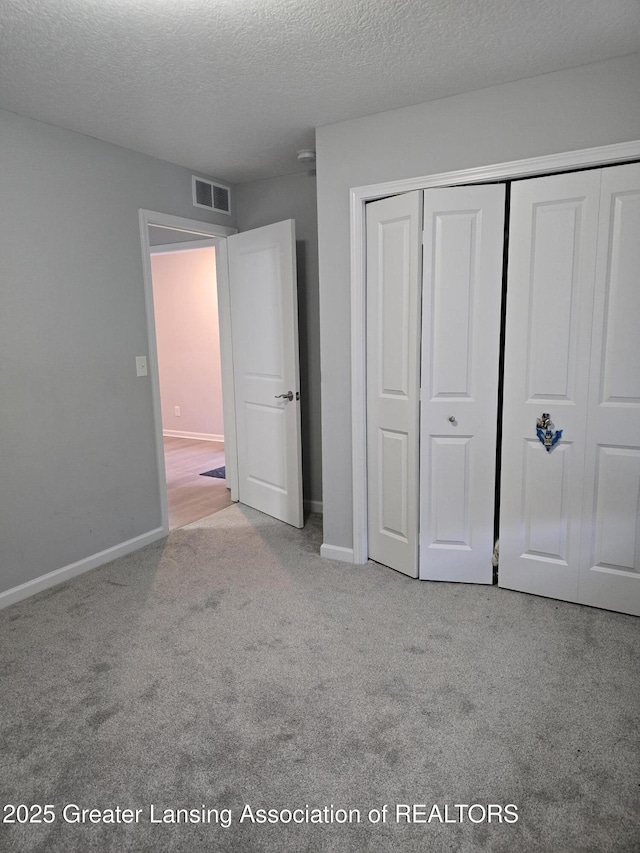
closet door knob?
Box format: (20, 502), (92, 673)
(448, 416), (456, 423)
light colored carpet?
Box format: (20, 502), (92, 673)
(0, 504), (638, 852)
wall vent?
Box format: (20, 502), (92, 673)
(192, 176), (231, 215)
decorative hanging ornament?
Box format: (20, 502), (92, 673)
(536, 413), (562, 451)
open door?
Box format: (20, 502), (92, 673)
(227, 220), (303, 528)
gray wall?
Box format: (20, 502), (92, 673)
(235, 170), (322, 508)
(315, 54), (640, 551)
(0, 109), (235, 595)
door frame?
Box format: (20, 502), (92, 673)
(349, 140), (640, 565)
(139, 210), (237, 534)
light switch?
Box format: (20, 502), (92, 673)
(136, 356), (148, 377)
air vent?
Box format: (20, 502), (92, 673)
(192, 176), (231, 215)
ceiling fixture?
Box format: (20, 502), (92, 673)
(297, 149), (316, 165)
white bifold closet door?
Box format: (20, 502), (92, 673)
(419, 185), (505, 582)
(499, 163), (640, 617)
(578, 164), (640, 615)
(366, 192), (422, 577)
(366, 185), (505, 580)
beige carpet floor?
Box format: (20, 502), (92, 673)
(0, 504), (638, 852)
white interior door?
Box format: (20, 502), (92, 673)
(499, 170), (601, 603)
(578, 163), (640, 616)
(419, 184), (505, 583)
(227, 220), (303, 528)
(366, 191), (422, 576)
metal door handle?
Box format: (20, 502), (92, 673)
(275, 391), (294, 401)
(448, 416), (456, 423)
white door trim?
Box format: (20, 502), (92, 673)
(349, 140), (640, 565)
(150, 238), (218, 254)
(139, 210), (238, 534)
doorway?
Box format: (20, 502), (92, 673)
(139, 209), (305, 534)
(148, 229), (232, 529)
(139, 210), (238, 534)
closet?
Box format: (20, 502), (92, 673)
(365, 162), (640, 617)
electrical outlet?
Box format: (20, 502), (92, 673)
(174, 406), (181, 417)
(136, 356), (148, 377)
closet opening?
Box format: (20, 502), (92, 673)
(492, 181), (511, 582)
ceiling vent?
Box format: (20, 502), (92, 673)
(192, 176), (231, 215)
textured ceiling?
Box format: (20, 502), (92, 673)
(1, 0), (639, 184)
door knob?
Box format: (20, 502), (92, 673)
(448, 416), (456, 423)
(275, 391), (294, 401)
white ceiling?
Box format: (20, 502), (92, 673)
(2, 0), (639, 184)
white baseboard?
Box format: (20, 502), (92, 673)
(163, 430), (224, 442)
(320, 543), (354, 563)
(0, 527), (166, 610)
(304, 500), (323, 515)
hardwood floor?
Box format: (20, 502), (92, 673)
(163, 436), (233, 530)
